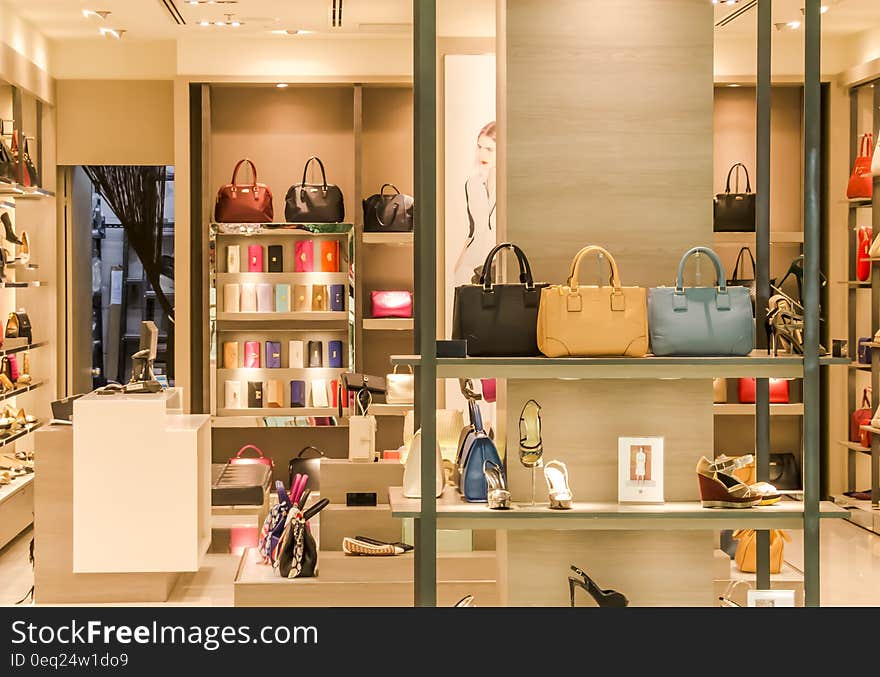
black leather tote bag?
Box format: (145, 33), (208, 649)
(284, 156), (345, 223)
(0, 138), (15, 183)
(452, 243), (548, 356)
(729, 246), (756, 313)
(714, 163), (756, 232)
(363, 184), (414, 232)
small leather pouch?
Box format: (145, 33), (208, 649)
(311, 379), (329, 407)
(223, 341), (239, 369)
(244, 341), (261, 368)
(267, 245), (283, 272)
(290, 380), (306, 407)
(328, 340), (343, 368)
(223, 284), (241, 313)
(247, 381), (264, 408)
(308, 340), (324, 368)
(311, 285), (329, 311)
(275, 284), (291, 312)
(317, 240), (340, 272)
(240, 284), (257, 312)
(227, 245), (241, 273)
(256, 283), (274, 312)
(225, 381), (242, 409)
(247, 244), (263, 272)
(330, 284), (345, 311)
(266, 341), (282, 368)
(266, 380), (284, 408)
(370, 290), (412, 318)
(289, 340), (304, 368)
(295, 241), (314, 272)
(293, 285), (311, 312)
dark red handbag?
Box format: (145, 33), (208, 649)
(230, 444), (274, 469)
(858, 225), (873, 282)
(851, 388), (872, 445)
(737, 378), (790, 404)
(847, 133), (874, 200)
(215, 159), (274, 223)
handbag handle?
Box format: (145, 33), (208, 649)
(374, 185), (401, 228)
(862, 387), (872, 408)
(303, 497), (330, 522)
(861, 133), (874, 158)
(380, 183), (400, 197)
(391, 364), (414, 376)
(300, 156), (329, 193)
(235, 444), (265, 460)
(355, 388), (372, 415)
(479, 242), (535, 290)
(296, 445), (325, 460)
(468, 398), (484, 433)
(724, 163), (752, 195)
(566, 245), (622, 292)
(731, 246), (756, 281)
(231, 159), (258, 188)
(274, 480), (291, 507)
(676, 246), (727, 293)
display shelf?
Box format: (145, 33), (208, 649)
(859, 424), (880, 435)
(0, 341), (45, 357)
(713, 403), (804, 416)
(838, 440), (871, 454)
(0, 183), (54, 199)
(847, 197), (873, 207)
(363, 318), (413, 330)
(388, 488), (848, 530)
(849, 361), (871, 370)
(362, 232), (414, 245)
(863, 342), (880, 349)
(2, 281), (43, 288)
(391, 352), (849, 380)
(369, 403), (413, 416)
(218, 407), (339, 417)
(713, 231), (804, 245)
(0, 421), (43, 448)
(7, 260), (38, 271)
(837, 280), (872, 287)
(217, 311), (348, 322)
(831, 494), (880, 534)
(0, 381), (42, 404)
(0, 200), (14, 209)
(217, 367), (346, 378)
(216, 272), (348, 284)
(212, 223), (354, 236)
(0, 472), (33, 505)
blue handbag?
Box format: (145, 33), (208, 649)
(458, 401), (502, 503)
(648, 247), (754, 357)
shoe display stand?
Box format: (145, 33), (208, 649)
(833, 79), (880, 531)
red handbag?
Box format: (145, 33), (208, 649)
(847, 133), (874, 200)
(857, 225), (873, 282)
(851, 388), (872, 445)
(230, 444), (274, 468)
(370, 291), (413, 318)
(215, 159), (274, 223)
(737, 378), (790, 404)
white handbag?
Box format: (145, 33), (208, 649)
(386, 365), (414, 405)
(348, 393), (377, 462)
(402, 429), (444, 499)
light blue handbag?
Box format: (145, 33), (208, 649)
(648, 247), (754, 356)
(458, 401), (502, 503)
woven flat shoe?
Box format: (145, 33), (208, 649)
(342, 537), (405, 556)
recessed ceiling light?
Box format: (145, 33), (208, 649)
(82, 9), (111, 20)
(99, 27), (125, 39)
(270, 28), (313, 35)
(199, 20), (210, 26)
(276, 83), (289, 88)
(787, 20), (802, 29)
(214, 21), (224, 26)
(728, 83), (741, 87)
(230, 21), (241, 27)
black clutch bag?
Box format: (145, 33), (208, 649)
(308, 340), (323, 368)
(267, 245), (283, 272)
(714, 163), (756, 232)
(247, 381), (264, 408)
(452, 243), (548, 357)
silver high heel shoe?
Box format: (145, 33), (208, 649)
(544, 460), (573, 510)
(483, 459), (511, 510)
(518, 399), (543, 468)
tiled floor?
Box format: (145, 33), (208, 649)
(3, 518), (880, 606)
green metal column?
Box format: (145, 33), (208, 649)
(803, 0), (822, 608)
(755, 0), (773, 591)
(413, 0), (438, 608)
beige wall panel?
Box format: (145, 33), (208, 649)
(56, 80), (174, 166)
(362, 87), (414, 199)
(210, 86), (354, 225)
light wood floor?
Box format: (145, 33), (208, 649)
(3, 519), (880, 606)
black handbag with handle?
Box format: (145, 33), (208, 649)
(284, 156), (345, 223)
(769, 452), (800, 491)
(729, 246), (756, 313)
(288, 446), (324, 491)
(0, 137), (15, 183)
(452, 243), (548, 356)
(363, 184), (414, 232)
(714, 163), (756, 232)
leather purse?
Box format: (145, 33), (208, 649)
(311, 285), (329, 311)
(225, 381), (242, 409)
(293, 285), (311, 312)
(363, 184), (414, 232)
(453, 242), (548, 357)
(223, 284), (240, 313)
(386, 365), (414, 405)
(290, 380), (306, 407)
(402, 429), (444, 498)
(289, 446), (324, 491)
(226, 245), (241, 273)
(289, 340), (304, 368)
(737, 378), (790, 404)
(858, 337), (873, 365)
(852, 387), (872, 444)
(537, 245), (648, 357)
(223, 341), (238, 369)
(266, 380), (284, 408)
(328, 340), (343, 368)
(284, 156), (345, 223)
(713, 378), (727, 404)
(847, 133), (874, 200)
(648, 247), (754, 356)
(256, 284), (274, 312)
(215, 159), (274, 223)
(247, 381), (264, 408)
(858, 225), (872, 282)
(341, 372), (386, 395)
(267, 245), (283, 273)
(10, 134), (38, 187)
(308, 340), (323, 368)
(317, 240), (340, 272)
(240, 284), (257, 312)
(370, 290), (413, 318)
(266, 341), (282, 369)
(294, 241), (314, 272)
(459, 402), (502, 503)
(769, 452), (801, 490)
(275, 284), (290, 312)
(714, 162), (756, 232)
(733, 529), (790, 574)
(277, 497), (330, 579)
(244, 341), (261, 369)
(729, 246), (756, 313)
(0, 137), (15, 183)
(247, 244), (263, 272)
(230, 444), (274, 468)
(311, 378), (329, 407)
(329, 284), (345, 311)
(5, 311), (31, 343)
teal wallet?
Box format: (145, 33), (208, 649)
(275, 284), (291, 312)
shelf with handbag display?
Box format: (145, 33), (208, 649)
(362, 232), (414, 245)
(363, 318), (413, 330)
(713, 403), (804, 416)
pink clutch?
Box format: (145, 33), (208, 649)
(295, 241), (314, 272)
(244, 341), (261, 368)
(247, 245), (263, 272)
(370, 291), (413, 318)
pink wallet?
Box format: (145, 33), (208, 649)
(256, 283), (274, 312)
(244, 341), (261, 368)
(370, 290), (413, 318)
(295, 241), (314, 272)
(248, 245), (263, 272)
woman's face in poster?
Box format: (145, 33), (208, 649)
(477, 134), (496, 176)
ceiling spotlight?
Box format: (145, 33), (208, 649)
(800, 5), (830, 14)
(787, 20), (802, 29)
(276, 83), (289, 88)
(82, 9), (111, 20)
(99, 27), (125, 39)
(199, 20), (210, 26)
(270, 28), (313, 35)
(230, 21), (241, 27)
(727, 83), (741, 87)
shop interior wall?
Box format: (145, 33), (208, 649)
(502, 0), (715, 606)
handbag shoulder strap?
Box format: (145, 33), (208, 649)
(478, 242), (534, 289)
(391, 364), (414, 376)
(296, 445), (325, 460)
(231, 159), (258, 187)
(275, 480), (291, 507)
(676, 246), (727, 292)
(303, 497), (330, 522)
(725, 163), (752, 195)
(862, 387), (871, 408)
(731, 246), (756, 280)
(861, 133), (874, 157)
(380, 183), (400, 197)
(566, 245), (622, 291)
(301, 156), (329, 189)
(235, 444), (264, 460)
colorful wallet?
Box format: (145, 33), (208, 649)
(317, 240), (340, 272)
(266, 380), (283, 408)
(256, 283), (274, 312)
(227, 245), (241, 273)
(267, 245), (283, 273)
(240, 284), (258, 312)
(223, 341), (238, 369)
(248, 245), (263, 272)
(266, 341), (282, 369)
(247, 381), (264, 408)
(289, 340), (304, 368)
(308, 340), (324, 368)
(311, 379), (329, 407)
(312, 285), (329, 311)
(290, 380), (306, 407)
(370, 290), (412, 318)
(244, 341), (261, 369)
(225, 381), (242, 409)
(295, 241), (314, 272)
(275, 284), (291, 312)
(330, 284), (345, 311)
(294, 285), (311, 312)
(328, 340), (343, 368)
(223, 284), (240, 313)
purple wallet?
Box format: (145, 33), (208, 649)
(266, 341), (282, 368)
(256, 283), (274, 312)
(329, 340), (343, 368)
(290, 380), (306, 408)
(330, 284), (345, 311)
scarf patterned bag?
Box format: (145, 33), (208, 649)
(276, 498), (329, 578)
(258, 481), (292, 564)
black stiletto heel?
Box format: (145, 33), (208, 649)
(2, 212), (21, 245)
(568, 565), (629, 608)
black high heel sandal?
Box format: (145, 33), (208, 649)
(1, 212), (21, 246)
(568, 565), (629, 608)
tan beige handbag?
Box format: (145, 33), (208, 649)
(733, 529), (790, 574)
(537, 245), (648, 357)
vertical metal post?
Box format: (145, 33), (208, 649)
(35, 101), (43, 187)
(11, 87), (23, 185)
(413, 0), (437, 607)
(847, 93), (859, 493)
(803, 0), (822, 608)
(872, 83), (880, 508)
(755, 0), (773, 591)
